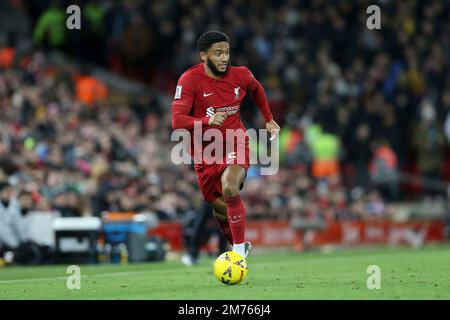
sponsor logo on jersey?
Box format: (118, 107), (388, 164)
(206, 106), (215, 117)
(206, 105), (239, 117)
(215, 105), (239, 115)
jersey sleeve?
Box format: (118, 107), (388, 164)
(242, 67), (273, 123)
(241, 67), (258, 91)
(171, 73), (209, 130)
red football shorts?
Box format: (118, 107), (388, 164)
(194, 138), (250, 202)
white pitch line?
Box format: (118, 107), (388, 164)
(0, 276), (67, 284)
(0, 270), (158, 285)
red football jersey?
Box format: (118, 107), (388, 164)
(171, 63), (272, 162)
(171, 63), (273, 199)
(172, 63), (272, 127)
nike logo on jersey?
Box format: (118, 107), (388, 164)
(203, 92), (214, 97)
(230, 215), (242, 224)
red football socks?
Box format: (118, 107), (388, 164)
(224, 194), (246, 244)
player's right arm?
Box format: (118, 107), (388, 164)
(171, 73), (227, 130)
(171, 73), (210, 130)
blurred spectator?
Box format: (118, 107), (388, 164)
(307, 123), (341, 180)
(348, 122), (372, 188)
(412, 98), (446, 189)
(368, 138), (399, 202)
(0, 46), (15, 69)
(442, 89), (450, 143)
(51, 190), (84, 217)
(0, 182), (27, 250)
(119, 13), (154, 82)
(74, 67), (108, 105)
(0, 0), (31, 53)
(32, 1), (66, 49)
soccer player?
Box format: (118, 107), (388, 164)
(171, 31), (279, 259)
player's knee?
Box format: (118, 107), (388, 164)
(222, 180), (240, 198)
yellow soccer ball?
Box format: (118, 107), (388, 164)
(213, 251), (248, 285)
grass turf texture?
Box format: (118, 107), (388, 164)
(1, 244), (449, 299)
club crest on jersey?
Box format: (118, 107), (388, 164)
(234, 86), (240, 100)
(206, 106), (215, 117)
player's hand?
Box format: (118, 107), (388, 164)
(208, 112), (227, 126)
(266, 119), (280, 141)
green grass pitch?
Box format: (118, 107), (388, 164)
(1, 244), (449, 299)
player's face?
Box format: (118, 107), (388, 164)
(203, 42), (230, 76)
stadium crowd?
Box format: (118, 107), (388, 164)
(0, 48), (392, 224)
(0, 0), (449, 231)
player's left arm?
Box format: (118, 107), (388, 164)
(244, 67), (280, 140)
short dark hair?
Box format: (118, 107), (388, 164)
(197, 31), (229, 52)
